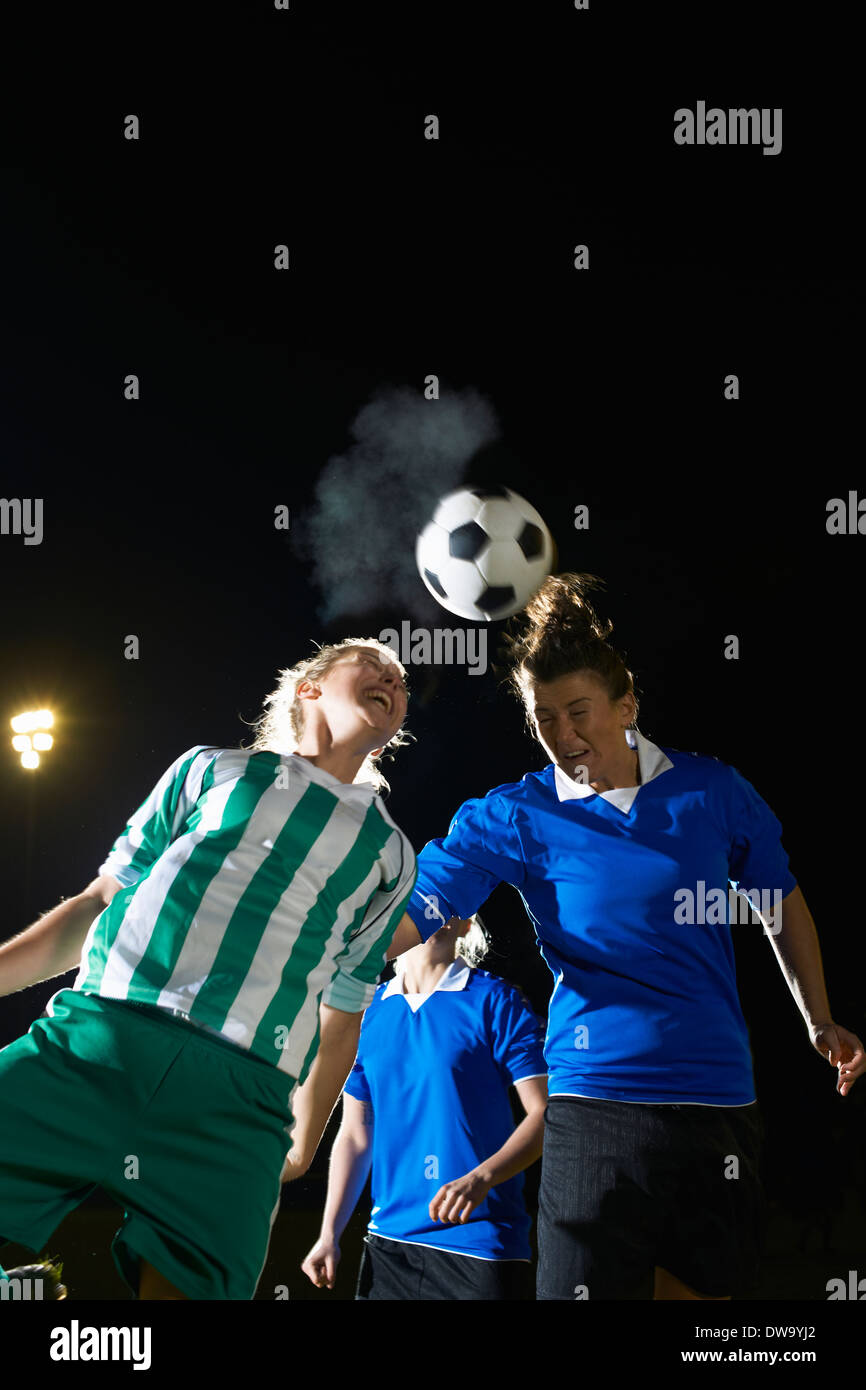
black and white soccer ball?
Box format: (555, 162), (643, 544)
(415, 485), (554, 622)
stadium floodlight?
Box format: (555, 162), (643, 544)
(10, 709), (55, 768)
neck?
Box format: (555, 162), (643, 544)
(293, 739), (370, 787)
(590, 746), (641, 794)
(399, 943), (458, 995)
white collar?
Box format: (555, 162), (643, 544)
(285, 751), (377, 805)
(553, 728), (674, 815)
(382, 957), (471, 1013)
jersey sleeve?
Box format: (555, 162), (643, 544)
(322, 838), (418, 1013)
(726, 764), (797, 899)
(342, 1043), (372, 1106)
(406, 792), (525, 943)
(489, 981), (548, 1086)
(97, 746), (214, 888)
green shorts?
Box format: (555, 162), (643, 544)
(0, 989), (296, 1300)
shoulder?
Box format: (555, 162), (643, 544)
(189, 745), (273, 784)
(369, 799), (416, 876)
(652, 746), (777, 827)
(466, 968), (535, 1014)
(484, 766), (556, 804)
(147, 745), (223, 793)
(656, 744), (734, 788)
(164, 744), (222, 770)
(179, 745), (266, 771)
(449, 766), (555, 826)
(660, 746), (765, 801)
(358, 979), (391, 1029)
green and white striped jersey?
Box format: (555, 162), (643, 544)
(54, 746), (417, 1082)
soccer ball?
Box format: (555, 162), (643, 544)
(415, 485), (554, 621)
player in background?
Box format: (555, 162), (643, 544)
(0, 640), (414, 1300)
(386, 573), (865, 1301)
(295, 913), (547, 1300)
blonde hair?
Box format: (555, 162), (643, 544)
(456, 915), (490, 968)
(244, 638), (412, 794)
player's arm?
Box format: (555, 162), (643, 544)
(286, 858), (412, 1177)
(384, 912), (423, 960)
(281, 1002), (364, 1180)
(396, 792), (524, 958)
(766, 884), (865, 1095)
(429, 1074), (548, 1225)
(0, 875), (123, 997)
(0, 749), (206, 1001)
(300, 1093), (374, 1290)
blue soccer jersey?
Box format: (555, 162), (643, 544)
(343, 963), (546, 1259)
(406, 731), (797, 1106)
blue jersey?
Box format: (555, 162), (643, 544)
(343, 964), (546, 1259)
(406, 736), (797, 1105)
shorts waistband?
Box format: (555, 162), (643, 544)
(52, 990), (291, 1084)
(119, 999), (246, 1048)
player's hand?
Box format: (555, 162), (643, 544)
(809, 1021), (865, 1095)
(429, 1169), (492, 1224)
(301, 1238), (341, 1290)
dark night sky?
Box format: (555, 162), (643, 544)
(0, 10), (864, 1323)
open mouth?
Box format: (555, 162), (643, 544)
(363, 689), (392, 714)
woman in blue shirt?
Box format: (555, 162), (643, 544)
(389, 572), (864, 1301)
(299, 916), (548, 1300)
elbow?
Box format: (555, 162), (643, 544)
(281, 1150), (312, 1183)
(82, 875), (124, 910)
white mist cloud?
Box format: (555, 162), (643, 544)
(300, 384), (501, 621)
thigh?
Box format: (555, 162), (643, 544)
(108, 1018), (295, 1302)
(418, 1248), (534, 1301)
(355, 1235), (423, 1301)
(536, 1098), (659, 1302)
(657, 1103), (764, 1298)
(0, 1007), (135, 1252)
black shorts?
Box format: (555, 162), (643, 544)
(536, 1096), (764, 1301)
(355, 1233), (534, 1301)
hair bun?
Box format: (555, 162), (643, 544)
(520, 573), (613, 646)
(501, 572), (639, 729)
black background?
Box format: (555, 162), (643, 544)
(0, 0), (864, 1356)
